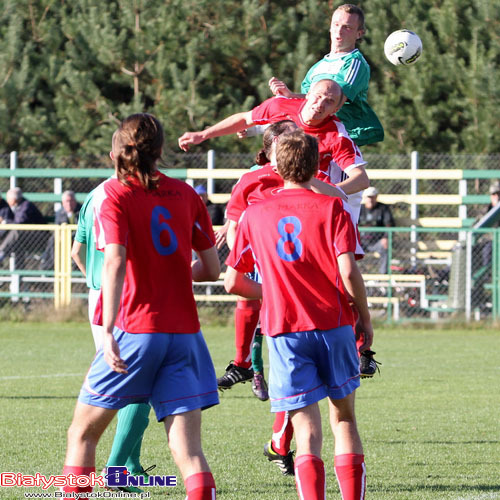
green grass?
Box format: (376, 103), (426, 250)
(0, 322), (499, 499)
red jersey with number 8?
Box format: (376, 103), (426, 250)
(93, 174), (215, 333)
(226, 189), (361, 337)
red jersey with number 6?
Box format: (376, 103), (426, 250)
(93, 174), (215, 333)
(226, 189), (362, 337)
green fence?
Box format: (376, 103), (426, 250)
(0, 151), (499, 321)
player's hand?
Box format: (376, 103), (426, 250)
(178, 132), (205, 152)
(269, 77), (292, 97)
(215, 221), (229, 249)
(102, 332), (128, 374)
(355, 317), (374, 353)
(237, 129), (248, 139)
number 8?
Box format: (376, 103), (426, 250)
(276, 216), (303, 262)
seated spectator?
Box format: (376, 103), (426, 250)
(0, 187), (46, 265)
(40, 190), (81, 269)
(195, 184), (225, 226)
(359, 186), (395, 274)
(56, 190), (81, 225)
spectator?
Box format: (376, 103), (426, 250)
(56, 190), (81, 224)
(0, 193), (14, 238)
(194, 185), (225, 226)
(0, 187), (46, 265)
(359, 186), (395, 274)
(40, 190), (82, 269)
(479, 181), (500, 267)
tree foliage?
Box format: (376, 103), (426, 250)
(0, 0), (498, 156)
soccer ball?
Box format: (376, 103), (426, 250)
(384, 30), (422, 66)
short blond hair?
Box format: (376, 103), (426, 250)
(276, 130), (318, 183)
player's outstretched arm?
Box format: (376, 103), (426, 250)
(192, 246), (220, 282)
(337, 252), (373, 352)
(268, 77), (305, 99)
(224, 265), (262, 299)
(178, 111), (254, 151)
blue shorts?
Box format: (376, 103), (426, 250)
(266, 325), (360, 412)
(79, 329), (219, 421)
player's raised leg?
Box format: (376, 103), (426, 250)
(251, 326), (269, 401)
(217, 298), (258, 389)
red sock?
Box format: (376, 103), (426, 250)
(355, 332), (365, 355)
(234, 299), (260, 369)
(334, 453), (366, 500)
(351, 303), (364, 356)
(271, 411), (294, 455)
(62, 465), (94, 493)
(185, 471), (216, 499)
(295, 454), (325, 500)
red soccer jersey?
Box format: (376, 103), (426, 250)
(225, 163), (283, 222)
(251, 96), (366, 185)
(226, 189), (361, 337)
(93, 174), (215, 334)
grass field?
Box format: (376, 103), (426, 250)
(0, 321), (499, 500)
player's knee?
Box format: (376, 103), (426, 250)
(67, 420), (101, 445)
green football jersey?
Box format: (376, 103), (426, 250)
(301, 49), (384, 146)
(74, 186), (104, 291)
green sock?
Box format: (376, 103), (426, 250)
(106, 403), (151, 474)
(251, 330), (264, 373)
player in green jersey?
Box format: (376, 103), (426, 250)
(269, 4), (383, 146)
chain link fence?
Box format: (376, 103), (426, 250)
(0, 151), (499, 322)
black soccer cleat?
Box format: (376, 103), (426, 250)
(359, 350), (381, 378)
(217, 362), (254, 389)
(263, 441), (295, 476)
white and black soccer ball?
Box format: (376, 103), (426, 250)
(384, 30), (422, 66)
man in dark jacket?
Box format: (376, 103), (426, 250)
(41, 190), (81, 269)
(0, 187), (46, 264)
(194, 185), (225, 226)
(55, 190), (81, 225)
(359, 186), (395, 273)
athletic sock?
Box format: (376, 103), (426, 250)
(251, 328), (264, 373)
(184, 471), (216, 499)
(271, 411), (294, 456)
(106, 403), (151, 474)
(295, 454), (325, 500)
(334, 453), (366, 500)
(62, 465), (94, 493)
(234, 299), (260, 369)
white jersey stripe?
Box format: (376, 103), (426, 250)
(345, 59), (361, 85)
(360, 462), (367, 500)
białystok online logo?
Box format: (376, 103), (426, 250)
(105, 466), (176, 489)
(1, 467), (176, 491)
